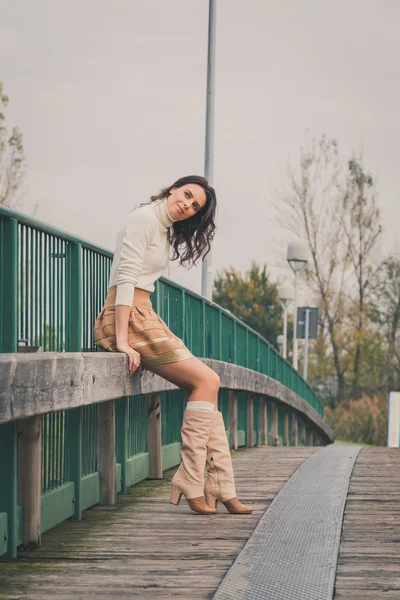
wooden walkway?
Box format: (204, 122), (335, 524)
(0, 446), (399, 599)
(0, 447), (316, 599)
(335, 447), (400, 599)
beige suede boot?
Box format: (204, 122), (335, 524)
(170, 404), (216, 515)
(205, 411), (253, 514)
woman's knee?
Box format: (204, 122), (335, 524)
(202, 370), (220, 393)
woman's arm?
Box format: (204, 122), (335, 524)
(114, 209), (154, 374)
(115, 305), (141, 375)
(115, 304), (131, 347)
(115, 210), (154, 306)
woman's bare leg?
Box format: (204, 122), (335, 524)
(147, 357), (219, 514)
(147, 357), (220, 409)
(148, 356), (252, 514)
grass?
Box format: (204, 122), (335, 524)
(335, 439), (378, 447)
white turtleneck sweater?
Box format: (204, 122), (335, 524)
(108, 199), (177, 306)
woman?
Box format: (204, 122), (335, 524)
(94, 175), (252, 516)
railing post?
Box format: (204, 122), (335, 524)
(292, 413), (298, 447)
(17, 346), (43, 547)
(66, 241), (82, 352)
(0, 422), (18, 558)
(65, 241), (83, 516)
(260, 398), (267, 445)
(0, 217), (18, 352)
(148, 393), (163, 479)
(116, 398), (128, 494)
(301, 420), (307, 446)
(66, 407), (83, 519)
(98, 400), (116, 505)
(228, 390), (238, 450)
(201, 300), (206, 357)
(181, 289), (186, 344)
(271, 403), (279, 446)
(218, 310), (222, 360)
(0, 217), (18, 555)
(284, 409), (290, 446)
(233, 321), (237, 364)
(247, 394), (254, 447)
(18, 415), (42, 549)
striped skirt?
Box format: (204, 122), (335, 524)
(93, 286), (193, 368)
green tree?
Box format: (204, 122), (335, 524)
(0, 80), (26, 207)
(213, 262), (283, 348)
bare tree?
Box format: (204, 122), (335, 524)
(0, 81), (26, 207)
(278, 136), (385, 402)
(371, 256), (400, 390)
(278, 135), (350, 401)
(341, 157), (382, 395)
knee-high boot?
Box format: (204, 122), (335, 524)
(170, 402), (217, 515)
(204, 411), (253, 514)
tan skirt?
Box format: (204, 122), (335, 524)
(93, 286), (193, 368)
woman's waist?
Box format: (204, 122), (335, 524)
(105, 286), (153, 309)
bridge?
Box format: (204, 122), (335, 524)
(0, 205), (399, 599)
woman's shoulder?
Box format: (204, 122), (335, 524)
(127, 203), (157, 228)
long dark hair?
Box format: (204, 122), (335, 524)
(150, 175), (217, 267)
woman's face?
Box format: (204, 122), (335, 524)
(167, 184), (207, 221)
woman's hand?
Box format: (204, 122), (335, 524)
(116, 341), (141, 375)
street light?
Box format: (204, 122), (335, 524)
(277, 334), (285, 357)
(287, 242), (308, 371)
(278, 282), (293, 360)
(201, 0), (216, 300)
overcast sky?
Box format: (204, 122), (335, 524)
(1, 0), (399, 301)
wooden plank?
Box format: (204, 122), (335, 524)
(0, 447), (317, 599)
(334, 448), (400, 599)
(97, 399), (116, 505)
(148, 393), (162, 479)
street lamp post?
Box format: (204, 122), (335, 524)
(277, 334), (284, 357)
(201, 0), (216, 300)
(287, 243), (308, 371)
(278, 282), (293, 360)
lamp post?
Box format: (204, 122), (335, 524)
(277, 335), (284, 357)
(201, 0), (216, 300)
(287, 243), (308, 371)
(278, 282), (293, 360)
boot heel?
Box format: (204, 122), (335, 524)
(170, 484), (182, 505)
(206, 493), (218, 509)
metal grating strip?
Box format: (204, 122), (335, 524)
(214, 444), (361, 600)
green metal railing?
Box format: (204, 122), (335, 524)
(161, 391), (185, 446)
(0, 204), (325, 558)
(0, 204), (323, 415)
(42, 411), (67, 492)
